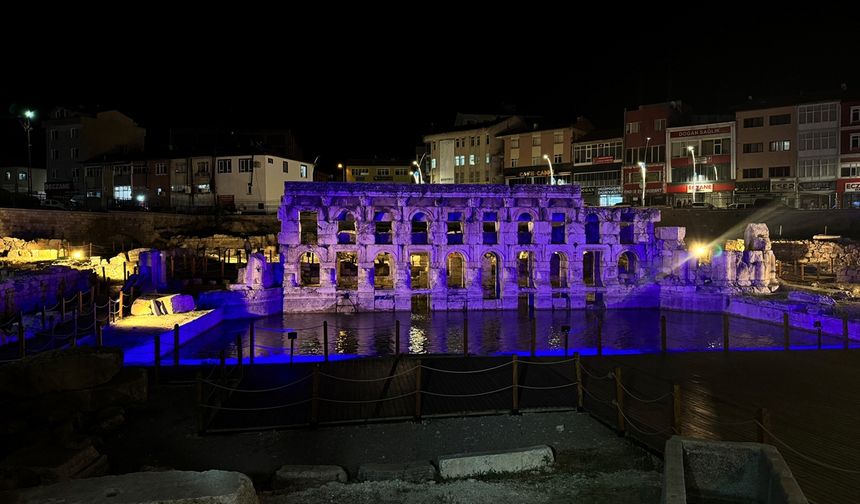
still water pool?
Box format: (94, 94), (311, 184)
(172, 309), (850, 365)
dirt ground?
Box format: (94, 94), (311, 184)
(103, 381), (663, 503)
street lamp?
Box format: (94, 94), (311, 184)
(639, 136), (651, 206)
(687, 145), (697, 204)
(542, 154), (555, 185)
(337, 163), (345, 182)
(21, 109), (35, 195)
(411, 160), (425, 184)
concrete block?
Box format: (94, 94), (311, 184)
(437, 445), (554, 479)
(5, 469), (258, 504)
(357, 461), (436, 482)
(156, 294), (196, 315)
(272, 465), (347, 489)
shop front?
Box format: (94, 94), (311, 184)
(666, 182), (735, 207)
(734, 180), (771, 205)
(838, 180), (860, 209)
(797, 180), (836, 209)
(770, 178), (798, 208)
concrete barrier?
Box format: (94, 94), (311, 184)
(272, 464), (347, 489)
(357, 461), (436, 482)
(661, 436), (807, 504)
(437, 445), (554, 480)
(4, 469), (258, 504)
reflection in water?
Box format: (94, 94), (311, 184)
(179, 309), (838, 360)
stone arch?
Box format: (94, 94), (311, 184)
(481, 251), (501, 299)
(373, 210), (394, 245)
(373, 251), (395, 289)
(550, 251), (569, 288)
(446, 251), (467, 289)
(617, 250), (639, 284)
(517, 250), (535, 288)
(299, 250), (321, 286)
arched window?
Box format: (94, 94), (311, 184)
(517, 213), (533, 245)
(585, 214), (600, 244)
(446, 252), (466, 289)
(336, 210), (356, 244)
(517, 251), (534, 288)
(410, 252), (430, 289)
(411, 212), (428, 245)
(550, 252), (568, 288)
(373, 252), (394, 289)
(481, 252), (500, 299)
(300, 251), (320, 286)
(300, 211), (318, 245)
(618, 251), (638, 284)
(336, 251), (357, 289)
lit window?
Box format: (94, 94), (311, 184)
(300, 164), (308, 178)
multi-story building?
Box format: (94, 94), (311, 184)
(344, 161), (415, 183)
(796, 100), (840, 208)
(169, 155), (216, 211)
(735, 103), (797, 206)
(498, 118), (592, 187)
(622, 102), (683, 205)
(838, 99), (860, 208)
(665, 121), (736, 207)
(211, 151), (313, 213)
(571, 130), (624, 206)
(43, 107), (145, 201)
(424, 114), (524, 184)
(0, 166), (46, 196)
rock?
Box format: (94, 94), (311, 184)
(155, 294), (196, 315)
(130, 297), (154, 316)
(744, 223), (771, 251)
(0, 441), (101, 486)
(787, 291), (836, 306)
(0, 347), (123, 397)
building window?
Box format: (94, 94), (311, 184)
(769, 166), (790, 178)
(431, 158), (437, 169)
(742, 143), (763, 154)
(532, 156), (541, 166)
(485, 154), (490, 165)
(70, 147), (79, 159)
(300, 164), (308, 178)
(455, 138), (460, 148)
(71, 168), (80, 181)
(798, 103), (838, 124)
(743, 117), (764, 128)
(852, 134), (860, 150)
(625, 122), (640, 134)
(197, 183), (211, 193)
(85, 166), (101, 177)
(217, 159), (232, 173)
(196, 161), (210, 174)
(655, 118), (666, 131)
(511, 158), (518, 168)
(532, 136), (541, 146)
(511, 138), (519, 149)
(18, 172), (27, 181)
(395, 168), (408, 176)
(769, 114), (791, 126)
(798, 159), (837, 178)
(470, 137), (475, 147)
(799, 131), (837, 151)
(113, 165), (131, 175)
(114, 185), (132, 201)
(377, 168), (390, 176)
(70, 128), (79, 139)
(267, 157), (273, 164)
(842, 163), (860, 177)
(554, 153), (562, 164)
(50, 130), (59, 141)
(742, 168), (763, 179)
(553, 131), (564, 143)
(851, 106), (860, 124)
(133, 165), (147, 175)
(239, 158), (253, 173)
(468, 154), (475, 165)
(769, 140), (791, 152)
(282, 161), (289, 173)
(51, 149), (60, 160)
(155, 163), (167, 175)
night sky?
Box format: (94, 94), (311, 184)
(1, 19), (856, 174)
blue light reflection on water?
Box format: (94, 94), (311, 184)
(171, 309), (849, 365)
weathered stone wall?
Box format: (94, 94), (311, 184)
(279, 182), (664, 312)
(0, 266), (93, 318)
(0, 208), (278, 248)
(772, 239), (860, 283)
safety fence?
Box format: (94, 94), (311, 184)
(194, 352), (859, 504)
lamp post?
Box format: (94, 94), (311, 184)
(21, 110), (35, 196)
(411, 160), (425, 184)
(687, 145), (697, 204)
(337, 163), (345, 182)
(542, 154), (555, 185)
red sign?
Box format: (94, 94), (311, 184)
(666, 182), (735, 193)
(594, 156), (615, 164)
(669, 126), (733, 138)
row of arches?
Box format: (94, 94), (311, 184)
(298, 250), (641, 296)
(303, 210), (635, 247)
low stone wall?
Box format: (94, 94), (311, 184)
(0, 266), (92, 318)
(772, 239), (860, 283)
